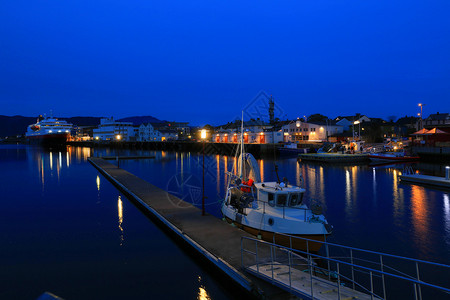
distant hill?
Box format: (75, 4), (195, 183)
(0, 115), (163, 137)
(0, 115), (36, 137)
(117, 116), (164, 126)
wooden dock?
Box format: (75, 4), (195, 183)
(88, 157), (288, 299)
(298, 153), (369, 164)
(400, 174), (450, 189)
(100, 155), (156, 160)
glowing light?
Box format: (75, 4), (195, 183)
(198, 287), (211, 300)
(96, 175), (100, 191)
(118, 196), (124, 246)
(49, 130), (53, 133)
(95, 136), (99, 140)
(116, 134), (122, 140)
(201, 129), (207, 139)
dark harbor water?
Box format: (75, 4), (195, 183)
(1, 144), (449, 299)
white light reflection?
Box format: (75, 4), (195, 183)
(66, 151), (70, 167)
(118, 196), (124, 246)
(372, 168), (377, 203)
(59, 152), (62, 168)
(444, 194), (450, 246)
(96, 175), (100, 191)
(49, 152), (53, 170)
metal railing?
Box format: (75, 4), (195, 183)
(241, 234), (450, 300)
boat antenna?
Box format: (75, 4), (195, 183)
(274, 163), (281, 183)
(239, 111), (244, 179)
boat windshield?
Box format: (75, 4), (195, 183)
(277, 194), (288, 207)
(289, 193), (303, 207)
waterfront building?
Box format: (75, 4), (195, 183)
(93, 117), (135, 141)
(138, 123), (179, 141)
(424, 112), (450, 129)
(335, 114), (371, 131)
(282, 121), (343, 143)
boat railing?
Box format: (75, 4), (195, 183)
(241, 234), (450, 300)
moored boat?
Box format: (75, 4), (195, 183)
(25, 115), (73, 145)
(368, 152), (420, 163)
(221, 114), (332, 252)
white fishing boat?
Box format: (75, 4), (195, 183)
(221, 114), (332, 252)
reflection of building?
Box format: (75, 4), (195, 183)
(93, 117), (135, 141)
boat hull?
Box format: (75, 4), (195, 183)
(368, 154), (420, 163)
(26, 133), (69, 145)
(224, 216), (328, 252)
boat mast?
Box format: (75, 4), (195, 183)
(239, 111), (244, 179)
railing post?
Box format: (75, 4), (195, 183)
(256, 240), (259, 273)
(270, 245), (274, 283)
(416, 262), (422, 300)
(307, 240), (314, 299)
(241, 238), (243, 269)
(326, 243), (331, 281)
(337, 262), (341, 300)
(370, 271), (374, 300)
(288, 250), (292, 292)
(350, 249), (355, 290)
(380, 255), (386, 300)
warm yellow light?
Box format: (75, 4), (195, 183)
(284, 132), (289, 136)
(418, 103), (422, 107)
(188, 135), (191, 139)
(354, 121), (360, 125)
(200, 129), (207, 139)
(95, 136), (99, 140)
(244, 132), (248, 135)
(260, 132), (264, 135)
(320, 127), (324, 131)
(116, 134), (122, 140)
(224, 134), (228, 136)
(216, 134), (219, 136)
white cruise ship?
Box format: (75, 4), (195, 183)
(25, 115), (73, 144)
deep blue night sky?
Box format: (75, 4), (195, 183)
(1, 0), (449, 125)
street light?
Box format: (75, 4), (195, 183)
(200, 129), (207, 216)
(418, 103), (426, 129)
(354, 121), (361, 141)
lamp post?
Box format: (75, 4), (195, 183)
(354, 121), (361, 141)
(200, 129), (207, 216)
(418, 103), (426, 129)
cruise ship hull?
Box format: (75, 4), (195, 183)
(26, 133), (69, 145)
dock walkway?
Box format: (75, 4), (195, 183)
(400, 174), (450, 189)
(88, 157), (287, 299)
(298, 153), (369, 164)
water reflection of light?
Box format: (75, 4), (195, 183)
(296, 162), (301, 187)
(197, 276), (211, 300)
(259, 159), (264, 182)
(59, 152), (62, 168)
(96, 176), (100, 191)
(216, 155), (220, 193)
(82, 147), (91, 161)
(49, 152), (53, 170)
(444, 194), (450, 246)
(372, 168), (377, 201)
(198, 287), (211, 300)
(351, 166), (357, 199)
(118, 196), (124, 246)
(66, 151), (70, 167)
(345, 169), (351, 205)
(410, 185), (428, 249)
(319, 166), (324, 200)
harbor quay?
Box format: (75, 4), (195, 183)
(88, 157), (286, 299)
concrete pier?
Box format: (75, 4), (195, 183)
(298, 153), (369, 164)
(400, 174), (450, 189)
(88, 157), (289, 299)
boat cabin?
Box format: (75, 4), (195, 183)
(255, 182), (305, 207)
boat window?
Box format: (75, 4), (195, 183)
(268, 193), (275, 207)
(289, 193), (302, 207)
(277, 194), (287, 207)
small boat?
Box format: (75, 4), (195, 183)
(368, 152), (420, 163)
(221, 113), (333, 252)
